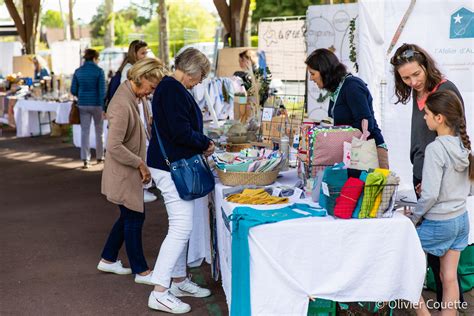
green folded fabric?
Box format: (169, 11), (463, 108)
(359, 172), (386, 218)
(224, 160), (253, 172)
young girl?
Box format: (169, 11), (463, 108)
(409, 90), (473, 316)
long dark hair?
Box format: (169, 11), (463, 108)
(118, 40), (148, 73)
(390, 43), (443, 104)
(305, 48), (347, 92)
(425, 90), (474, 180)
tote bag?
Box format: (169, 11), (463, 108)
(69, 100), (80, 124)
(153, 121), (215, 201)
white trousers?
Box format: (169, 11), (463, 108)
(150, 167), (194, 288)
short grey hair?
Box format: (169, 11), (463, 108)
(174, 48), (211, 78)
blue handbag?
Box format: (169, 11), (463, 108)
(153, 121), (215, 201)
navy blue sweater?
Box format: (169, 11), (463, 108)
(328, 75), (384, 146)
(147, 76), (211, 171)
(71, 61), (106, 108)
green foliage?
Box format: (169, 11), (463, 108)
(251, 35), (258, 47)
(89, 0), (216, 51)
(253, 0), (317, 23)
(143, 0), (217, 44)
(349, 16), (358, 72)
(89, 4), (106, 39)
(114, 14), (135, 45)
(41, 10), (64, 28)
(253, 0), (357, 25)
(89, 4), (137, 46)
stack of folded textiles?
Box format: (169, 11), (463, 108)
(212, 150), (283, 173)
(226, 188), (289, 205)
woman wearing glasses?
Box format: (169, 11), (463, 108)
(390, 43), (464, 314)
(391, 43), (464, 195)
(146, 48), (215, 314)
(305, 48), (389, 168)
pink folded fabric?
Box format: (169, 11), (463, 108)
(334, 177), (365, 219)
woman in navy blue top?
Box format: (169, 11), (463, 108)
(305, 48), (388, 168)
(146, 48), (214, 314)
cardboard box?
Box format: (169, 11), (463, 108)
(13, 55), (35, 78)
(216, 47), (256, 77)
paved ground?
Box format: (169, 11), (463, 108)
(0, 127), (472, 316)
(0, 129), (227, 315)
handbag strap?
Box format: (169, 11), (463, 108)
(152, 120), (171, 166)
(360, 119), (370, 141)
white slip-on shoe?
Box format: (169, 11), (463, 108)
(144, 190), (157, 203)
(169, 278), (211, 298)
(97, 260), (132, 275)
(148, 291), (191, 314)
(135, 272), (154, 285)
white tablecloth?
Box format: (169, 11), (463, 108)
(72, 121), (108, 149)
(13, 99), (72, 137)
(215, 170), (427, 315)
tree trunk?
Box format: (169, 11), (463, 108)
(104, 0), (115, 48)
(5, 0), (41, 54)
(213, 0), (250, 47)
(68, 0), (76, 40)
(158, 0), (169, 66)
(58, 0), (69, 40)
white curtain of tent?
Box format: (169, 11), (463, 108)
(358, 0), (474, 243)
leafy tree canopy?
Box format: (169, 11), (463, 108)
(252, 0), (355, 23)
(89, 4), (138, 45)
(143, 0), (217, 44)
(41, 9), (64, 28)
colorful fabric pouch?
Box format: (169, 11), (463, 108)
(334, 177), (365, 219)
(352, 171), (368, 218)
(359, 172), (386, 218)
(319, 163), (348, 216)
(368, 168), (390, 218)
(376, 172), (400, 218)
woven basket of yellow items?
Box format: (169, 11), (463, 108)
(216, 169), (279, 186)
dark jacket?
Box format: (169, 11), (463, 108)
(34, 68), (49, 80)
(410, 80), (463, 181)
(328, 75), (384, 146)
(71, 61), (106, 108)
(147, 76), (211, 171)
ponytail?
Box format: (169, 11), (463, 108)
(459, 119), (474, 180)
(426, 90), (474, 180)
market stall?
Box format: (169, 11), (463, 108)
(13, 99), (71, 137)
(213, 169), (426, 315)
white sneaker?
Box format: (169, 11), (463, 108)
(144, 190), (157, 203)
(97, 260), (132, 275)
(148, 291), (191, 314)
(170, 278), (211, 298)
(135, 272), (154, 285)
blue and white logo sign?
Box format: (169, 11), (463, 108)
(450, 7), (474, 39)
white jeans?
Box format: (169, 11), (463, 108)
(150, 167), (194, 287)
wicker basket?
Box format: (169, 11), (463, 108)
(226, 143), (252, 152)
(216, 169), (279, 186)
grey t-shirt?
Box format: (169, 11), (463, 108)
(410, 80), (463, 181)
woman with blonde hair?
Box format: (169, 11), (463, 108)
(146, 48), (215, 314)
(98, 58), (167, 286)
